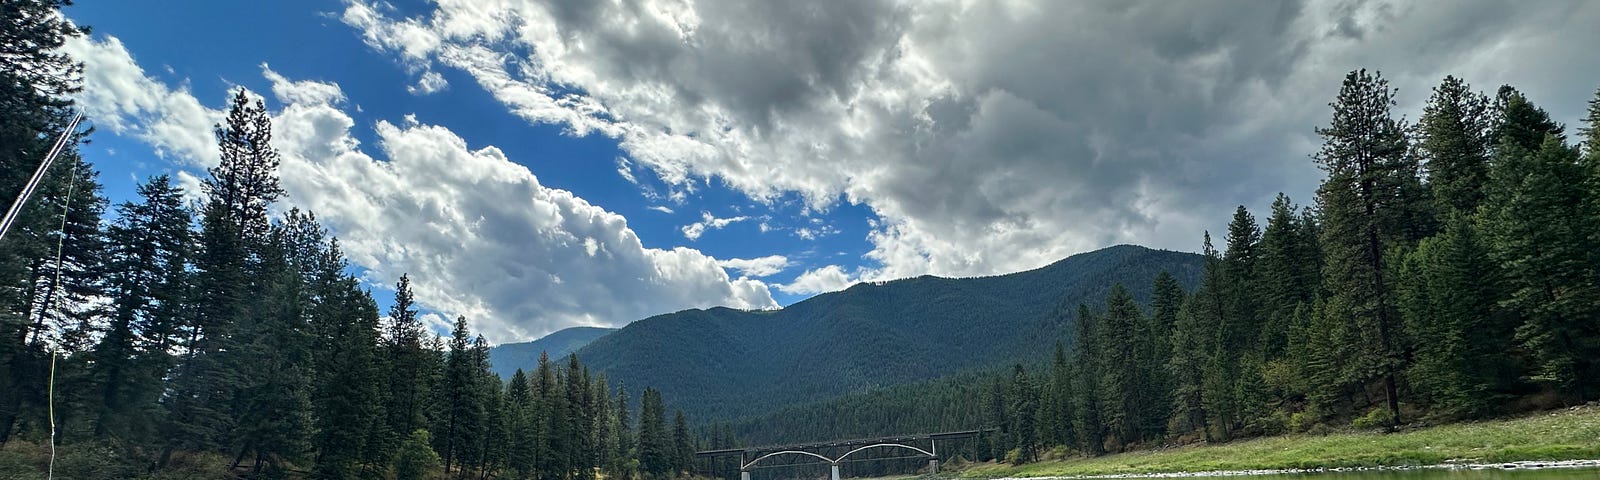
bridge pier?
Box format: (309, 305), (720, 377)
(928, 458), (939, 473)
(740, 471), (750, 480)
(830, 463), (841, 480)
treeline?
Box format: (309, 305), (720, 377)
(0, 3), (698, 479)
(982, 70), (1600, 462)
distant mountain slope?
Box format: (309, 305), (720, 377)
(575, 245), (1202, 422)
(488, 326), (616, 378)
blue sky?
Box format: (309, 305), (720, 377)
(60, 0), (1600, 342)
(68, 0), (871, 284)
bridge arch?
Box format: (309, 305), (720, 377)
(741, 450), (835, 471)
(835, 443), (935, 464)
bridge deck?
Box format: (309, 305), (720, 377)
(695, 429), (990, 458)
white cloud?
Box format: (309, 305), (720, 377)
(63, 34), (222, 166)
(717, 255), (791, 278)
(339, 0), (1600, 284)
(779, 265), (858, 296)
(64, 33), (778, 342)
(408, 70), (449, 95)
(648, 205), (674, 214)
(680, 211), (750, 241)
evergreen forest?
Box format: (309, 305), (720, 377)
(1, 2), (698, 478)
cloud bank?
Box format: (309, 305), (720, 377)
(65, 34), (778, 342)
(339, 0), (1600, 292)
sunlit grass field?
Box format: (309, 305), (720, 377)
(957, 407), (1600, 478)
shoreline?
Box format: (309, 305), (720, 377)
(979, 459), (1600, 479)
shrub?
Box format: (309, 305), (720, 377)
(395, 429), (442, 480)
(1352, 407), (1396, 430)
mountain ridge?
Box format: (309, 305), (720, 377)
(487, 326), (617, 378)
(563, 244), (1203, 421)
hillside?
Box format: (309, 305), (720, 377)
(487, 326), (616, 378)
(574, 245), (1202, 422)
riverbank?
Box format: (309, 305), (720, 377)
(956, 407), (1600, 478)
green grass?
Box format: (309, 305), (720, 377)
(957, 407), (1600, 478)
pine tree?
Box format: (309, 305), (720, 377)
(228, 222), (314, 475)
(1396, 213), (1514, 418)
(1038, 342), (1076, 449)
(1310, 70), (1423, 427)
(1582, 85), (1600, 167)
(164, 88), (288, 460)
(436, 316), (480, 475)
(637, 387), (670, 479)
(1142, 272), (1183, 440)
(1420, 76), (1493, 215)
(672, 410), (693, 475)
(1006, 365), (1038, 461)
(385, 274), (433, 440)
(87, 176), (189, 441)
(1070, 304), (1103, 455)
(1097, 284), (1141, 450)
(611, 384), (636, 480)
(1193, 233), (1235, 440)
(507, 369), (537, 478)
(1220, 207), (1265, 432)
(1483, 133), (1600, 400)
(1254, 194), (1316, 360)
(1166, 291), (1209, 437)
(309, 251), (388, 479)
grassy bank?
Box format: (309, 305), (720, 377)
(957, 407), (1600, 478)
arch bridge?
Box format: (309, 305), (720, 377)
(696, 430), (988, 480)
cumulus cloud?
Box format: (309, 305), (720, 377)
(408, 70), (449, 95)
(65, 33), (778, 342)
(717, 255), (791, 278)
(339, 0), (1600, 283)
(680, 211), (750, 241)
(779, 265), (858, 296)
(63, 35), (222, 167)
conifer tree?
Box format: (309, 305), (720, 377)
(1310, 70), (1422, 427)
(1166, 293), (1209, 437)
(228, 221), (314, 475)
(164, 88), (288, 459)
(1220, 207), (1265, 432)
(1420, 76), (1493, 215)
(0, 6), (88, 439)
(386, 274), (434, 444)
(1396, 213), (1513, 417)
(1038, 342), (1076, 449)
(1097, 284), (1141, 450)
(1070, 304), (1103, 455)
(436, 316), (479, 474)
(1142, 272), (1183, 438)
(672, 410), (693, 475)
(1254, 194), (1316, 360)
(1483, 133), (1600, 400)
(310, 259), (388, 479)
(1007, 365), (1038, 461)
(88, 176), (188, 440)
(637, 387), (670, 479)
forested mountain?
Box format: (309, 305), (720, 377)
(489, 326), (616, 378)
(571, 245), (1203, 422)
(721, 71), (1600, 465)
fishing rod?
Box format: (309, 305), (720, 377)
(0, 111), (84, 242)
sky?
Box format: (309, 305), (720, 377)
(58, 0), (1600, 344)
